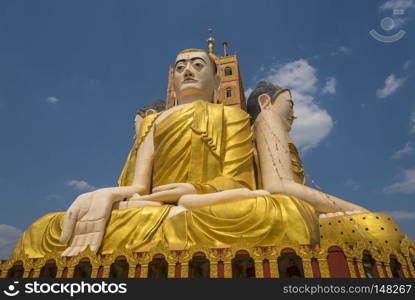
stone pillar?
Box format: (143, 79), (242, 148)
(140, 264), (148, 278)
(180, 263), (188, 278)
(90, 266), (100, 278)
(404, 256), (414, 278)
(317, 259), (330, 278)
(223, 261), (232, 278)
(400, 264), (409, 278)
(128, 266), (136, 278)
(356, 259), (366, 278)
(23, 269), (31, 278)
(383, 263), (392, 278)
(101, 266), (110, 278)
(346, 258), (357, 278)
(269, 259), (278, 278)
(254, 260), (263, 278)
(66, 267), (75, 278)
(167, 263), (176, 278)
(375, 262), (384, 278)
(302, 258), (314, 278)
(55, 267), (64, 279)
(210, 261), (218, 278)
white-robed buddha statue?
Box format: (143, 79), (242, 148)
(12, 49), (388, 259)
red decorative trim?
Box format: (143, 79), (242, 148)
(217, 261), (224, 278)
(311, 258), (321, 278)
(175, 262), (181, 278)
(262, 259), (270, 278)
(135, 264), (141, 278)
(327, 247), (351, 278)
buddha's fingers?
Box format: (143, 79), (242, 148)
(251, 190), (271, 197)
(108, 186), (144, 200)
(67, 246), (83, 257)
(60, 212), (77, 245)
(90, 232), (104, 253)
(126, 200), (163, 208)
(62, 246), (78, 257)
(139, 190), (179, 202)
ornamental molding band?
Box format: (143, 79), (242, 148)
(4, 32), (414, 279)
(2, 237), (415, 278)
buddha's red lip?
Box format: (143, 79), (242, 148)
(183, 79), (197, 83)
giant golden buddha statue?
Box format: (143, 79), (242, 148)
(11, 47), (405, 261)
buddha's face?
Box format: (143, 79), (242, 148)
(173, 51), (218, 104)
(258, 90), (295, 131)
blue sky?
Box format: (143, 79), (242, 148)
(0, 0), (414, 259)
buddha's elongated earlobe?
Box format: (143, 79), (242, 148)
(213, 73), (220, 103)
(173, 91), (178, 106)
(213, 88), (218, 104)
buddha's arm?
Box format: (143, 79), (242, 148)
(254, 114), (293, 189)
(279, 180), (368, 213)
(255, 114), (368, 214)
(178, 188), (270, 209)
(131, 124), (154, 195)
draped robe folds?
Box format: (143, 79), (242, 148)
(12, 101), (319, 258)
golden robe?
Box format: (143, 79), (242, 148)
(12, 101), (319, 258)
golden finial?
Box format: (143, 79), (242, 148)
(222, 41), (228, 56)
(207, 28), (215, 55)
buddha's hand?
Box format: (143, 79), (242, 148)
(59, 186), (141, 257)
(319, 210), (366, 218)
(134, 183), (196, 203)
(116, 193), (163, 209)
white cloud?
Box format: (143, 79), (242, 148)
(384, 168), (415, 194)
(403, 60), (412, 70)
(410, 109), (415, 135)
(392, 142), (413, 159)
(380, 0), (415, 10)
(0, 224), (22, 259)
(322, 77), (337, 95)
(244, 88), (253, 99)
(264, 59), (334, 152)
(46, 97), (60, 104)
(267, 59), (318, 93)
(331, 46), (351, 56)
(381, 210), (415, 220)
(344, 179), (360, 191)
(376, 73), (405, 98)
(67, 180), (95, 191)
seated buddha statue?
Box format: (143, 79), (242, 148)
(247, 80), (405, 250)
(11, 48), (402, 260)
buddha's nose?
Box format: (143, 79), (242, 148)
(184, 68), (194, 78)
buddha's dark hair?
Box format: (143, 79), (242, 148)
(246, 80), (288, 124)
(137, 99), (165, 117)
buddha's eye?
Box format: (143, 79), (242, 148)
(193, 61), (204, 70)
(176, 65), (185, 72)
